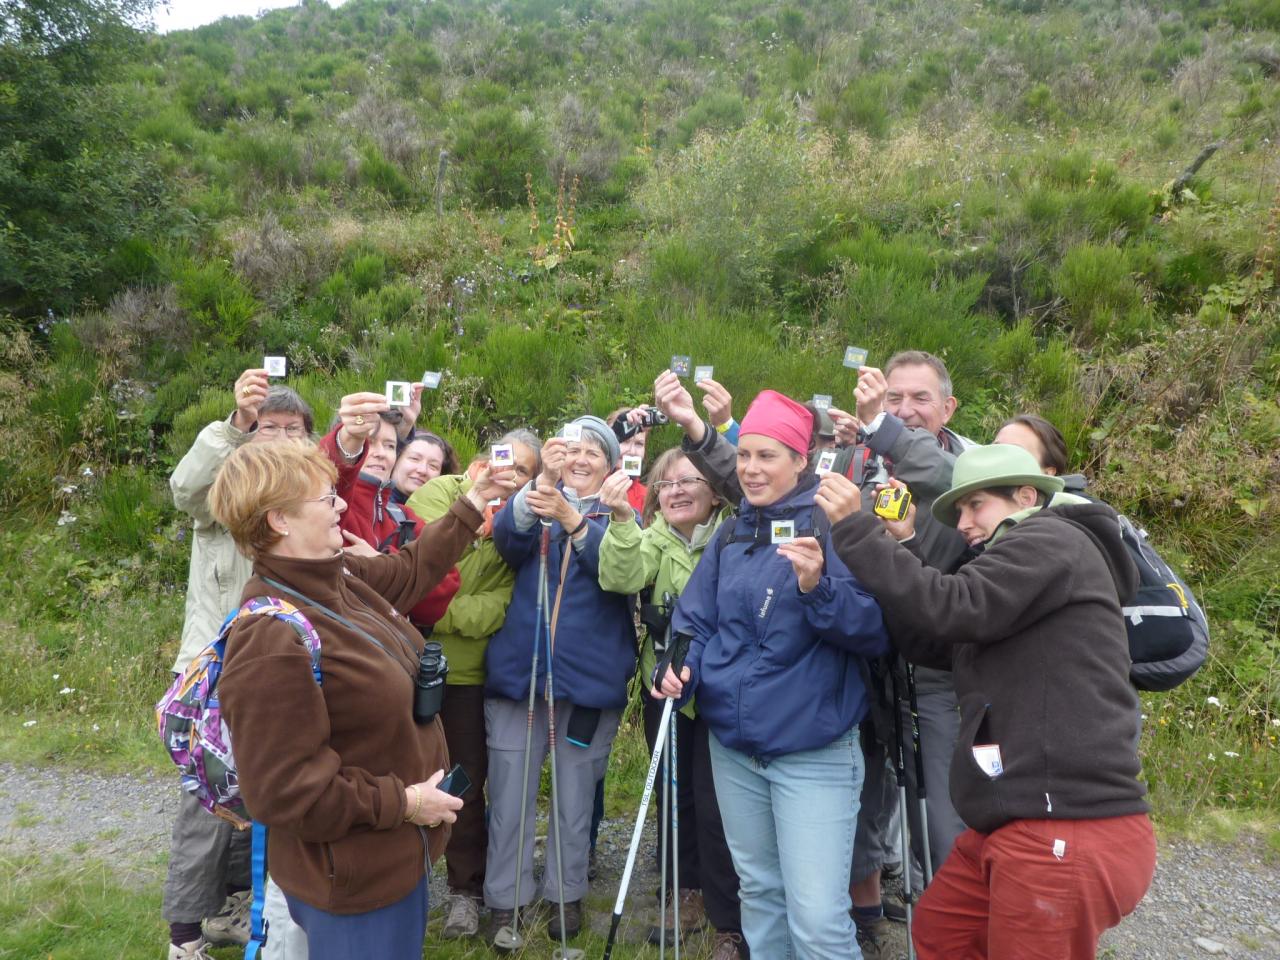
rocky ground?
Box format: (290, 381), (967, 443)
(2, 762), (1277, 958)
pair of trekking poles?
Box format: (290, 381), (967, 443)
(890, 660), (934, 960)
(493, 517), (689, 960)
(491, 519), (584, 960)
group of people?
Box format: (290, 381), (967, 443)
(161, 348), (1156, 960)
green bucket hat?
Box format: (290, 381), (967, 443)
(931, 444), (1065, 526)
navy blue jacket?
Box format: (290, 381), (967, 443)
(672, 476), (889, 760)
(486, 489), (637, 709)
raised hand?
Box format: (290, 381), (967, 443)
(775, 536), (824, 594)
(696, 378), (734, 428)
(232, 368), (270, 432)
(654, 370), (703, 442)
(598, 471), (636, 521)
(854, 366), (888, 425)
(815, 471), (863, 526)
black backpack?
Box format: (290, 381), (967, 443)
(1116, 514), (1209, 692)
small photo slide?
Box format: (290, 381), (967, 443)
(385, 381), (412, 406)
(670, 355), (692, 378)
(814, 450), (837, 474)
(843, 346), (868, 370)
(490, 443), (515, 466)
(694, 365), (714, 383)
(264, 356), (287, 378)
(622, 455), (643, 477)
(421, 371), (442, 389)
(770, 520), (795, 545)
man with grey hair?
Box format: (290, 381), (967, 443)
(162, 367), (313, 960)
(830, 349), (970, 957)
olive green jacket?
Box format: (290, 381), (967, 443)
(407, 473), (515, 685)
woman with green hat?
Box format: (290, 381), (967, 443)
(815, 444), (1156, 960)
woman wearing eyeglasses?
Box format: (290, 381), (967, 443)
(210, 441), (516, 959)
(597, 450), (746, 958)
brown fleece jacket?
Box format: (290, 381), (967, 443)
(220, 496), (483, 914)
(831, 501), (1149, 834)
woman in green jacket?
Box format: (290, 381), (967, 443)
(405, 429), (541, 942)
(597, 448), (747, 960)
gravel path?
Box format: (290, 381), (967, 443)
(2, 762), (1277, 958)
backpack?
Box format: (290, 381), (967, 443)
(156, 597), (322, 827)
(1117, 514), (1209, 692)
(157, 596), (322, 959)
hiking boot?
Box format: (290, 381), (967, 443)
(881, 860), (903, 882)
(168, 938), (213, 960)
(441, 892), (481, 939)
(710, 930), (747, 959)
(647, 888), (707, 944)
(201, 890), (251, 946)
(489, 909), (516, 951)
(546, 899), (582, 939)
(882, 893), (909, 924)
(855, 916), (893, 960)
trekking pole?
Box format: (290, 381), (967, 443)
(602, 634), (691, 960)
(890, 668), (916, 960)
(658, 706), (670, 960)
(669, 701), (681, 960)
(491, 522), (550, 954)
(905, 662), (933, 885)
(543, 523), (585, 960)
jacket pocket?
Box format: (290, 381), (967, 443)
(951, 697), (1008, 832)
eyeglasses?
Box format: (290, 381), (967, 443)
(302, 489), (340, 509)
(653, 476), (707, 494)
(258, 424), (308, 438)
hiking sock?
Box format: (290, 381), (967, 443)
(170, 921), (203, 946)
(852, 904), (884, 926)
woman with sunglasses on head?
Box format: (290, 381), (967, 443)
(657, 389), (889, 960)
(597, 449), (747, 959)
(210, 441), (516, 959)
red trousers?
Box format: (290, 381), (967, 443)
(913, 814), (1155, 960)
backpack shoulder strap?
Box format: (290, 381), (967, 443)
(234, 596), (323, 685)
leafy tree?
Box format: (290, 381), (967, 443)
(0, 0), (164, 320)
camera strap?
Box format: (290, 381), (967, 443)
(260, 576), (414, 679)
(547, 543), (573, 654)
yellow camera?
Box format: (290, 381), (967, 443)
(873, 486), (912, 521)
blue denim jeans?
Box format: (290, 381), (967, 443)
(709, 729), (863, 960)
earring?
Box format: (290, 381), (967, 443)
(282, 529), (290, 536)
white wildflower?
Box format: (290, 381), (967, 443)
(1224, 751), (1240, 758)
(22, 720), (37, 728)
(58, 686), (74, 695)
(1206, 696), (1222, 707)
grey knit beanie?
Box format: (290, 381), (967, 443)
(563, 415), (621, 468)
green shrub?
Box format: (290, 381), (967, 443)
(347, 253), (388, 294)
(818, 73), (893, 138)
(172, 259), (260, 345)
(453, 105), (548, 207)
(357, 145), (412, 202)
(1054, 243), (1152, 341)
(675, 91), (747, 144)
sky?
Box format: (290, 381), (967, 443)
(148, 0), (344, 34)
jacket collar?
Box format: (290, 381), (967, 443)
(252, 549), (347, 605)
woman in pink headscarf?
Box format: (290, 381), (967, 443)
(657, 390), (889, 960)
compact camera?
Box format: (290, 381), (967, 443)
(873, 486), (912, 522)
(612, 407), (669, 441)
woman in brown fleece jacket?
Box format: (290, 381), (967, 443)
(209, 442), (515, 959)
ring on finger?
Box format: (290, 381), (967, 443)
(354, 415), (365, 425)
(241, 387), (252, 396)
